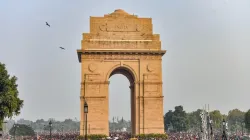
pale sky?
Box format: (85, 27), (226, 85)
(1, 0), (250, 122)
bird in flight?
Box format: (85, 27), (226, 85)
(46, 22), (50, 27)
(59, 47), (65, 50)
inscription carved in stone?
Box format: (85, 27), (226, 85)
(99, 23), (143, 32)
(83, 32), (155, 41)
(82, 41), (160, 50)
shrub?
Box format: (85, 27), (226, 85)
(77, 134), (108, 140)
(136, 133), (168, 140)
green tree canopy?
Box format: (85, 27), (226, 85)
(209, 110), (223, 129)
(35, 119), (45, 124)
(9, 124), (35, 136)
(227, 109), (245, 131)
(187, 109), (202, 132)
(245, 109), (250, 133)
(228, 109), (245, 124)
(0, 62), (23, 130)
(171, 106), (189, 132)
(164, 110), (173, 131)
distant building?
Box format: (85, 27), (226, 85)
(17, 118), (32, 125)
(121, 127), (127, 132)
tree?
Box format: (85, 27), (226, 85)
(171, 106), (189, 132)
(187, 109), (202, 132)
(209, 110), (223, 130)
(227, 109), (245, 132)
(9, 124), (35, 136)
(0, 62), (23, 130)
(164, 110), (173, 131)
(245, 109), (250, 133)
(35, 119), (45, 124)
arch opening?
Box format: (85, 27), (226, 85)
(109, 67), (135, 85)
(108, 67), (136, 136)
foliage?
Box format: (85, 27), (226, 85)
(77, 134), (108, 140)
(245, 109), (250, 132)
(187, 109), (202, 132)
(43, 124), (51, 131)
(164, 106), (190, 132)
(4, 118), (80, 133)
(0, 62), (23, 130)
(222, 114), (228, 120)
(228, 109), (245, 124)
(36, 118), (79, 132)
(227, 109), (245, 132)
(9, 124), (35, 136)
(35, 119), (45, 123)
(171, 106), (189, 132)
(164, 110), (173, 131)
(163, 106), (250, 133)
(136, 133), (168, 139)
(109, 118), (130, 132)
(209, 110), (223, 129)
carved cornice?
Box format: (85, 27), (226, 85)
(80, 81), (162, 85)
(133, 81), (163, 84)
(77, 49), (166, 62)
(81, 81), (110, 85)
(138, 96), (164, 98)
(80, 96), (107, 99)
(141, 127), (165, 129)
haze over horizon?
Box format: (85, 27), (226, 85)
(1, 0), (250, 122)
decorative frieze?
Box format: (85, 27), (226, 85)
(81, 54), (161, 60)
(82, 40), (161, 50)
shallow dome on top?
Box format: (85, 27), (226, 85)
(110, 9), (130, 15)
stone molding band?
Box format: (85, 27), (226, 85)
(78, 49), (166, 54)
(80, 96), (106, 99)
(137, 82), (163, 84)
(138, 96), (164, 98)
(80, 96), (163, 99)
(140, 127), (165, 129)
(77, 49), (166, 62)
(80, 81), (163, 85)
(81, 81), (110, 84)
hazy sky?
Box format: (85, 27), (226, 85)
(1, 0), (250, 122)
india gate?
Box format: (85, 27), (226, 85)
(77, 9), (166, 136)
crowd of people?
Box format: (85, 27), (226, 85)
(167, 132), (199, 139)
(107, 132), (131, 140)
(167, 132), (250, 140)
(2, 132), (80, 140)
(2, 131), (250, 139)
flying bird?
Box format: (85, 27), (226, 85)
(59, 47), (65, 50)
(46, 22), (50, 27)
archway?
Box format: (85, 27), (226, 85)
(77, 9), (166, 136)
(108, 67), (136, 136)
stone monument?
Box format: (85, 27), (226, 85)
(77, 9), (166, 136)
